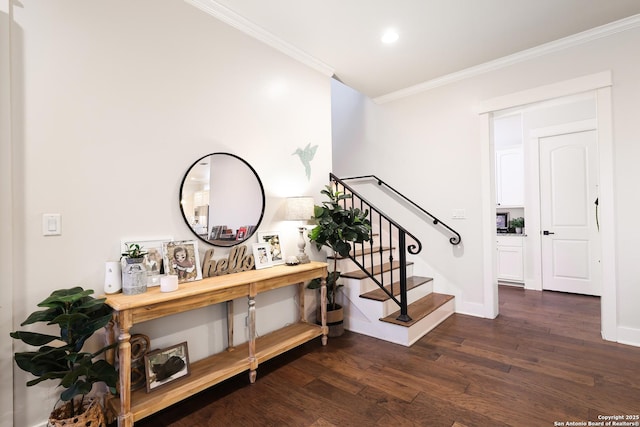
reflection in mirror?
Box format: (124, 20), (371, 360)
(180, 153), (265, 247)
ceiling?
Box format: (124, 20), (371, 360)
(189, 0), (640, 101)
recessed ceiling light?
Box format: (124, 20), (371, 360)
(381, 29), (399, 44)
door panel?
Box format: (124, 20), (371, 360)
(539, 130), (601, 296)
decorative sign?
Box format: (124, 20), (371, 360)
(201, 245), (255, 277)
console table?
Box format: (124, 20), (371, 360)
(104, 261), (328, 427)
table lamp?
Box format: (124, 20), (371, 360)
(285, 196), (314, 264)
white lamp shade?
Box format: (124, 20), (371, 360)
(285, 197), (314, 221)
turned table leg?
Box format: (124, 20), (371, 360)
(248, 284), (257, 383)
(321, 276), (328, 346)
(226, 300), (235, 351)
(116, 312), (134, 427)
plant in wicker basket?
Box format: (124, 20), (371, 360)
(307, 185), (371, 336)
(10, 287), (118, 425)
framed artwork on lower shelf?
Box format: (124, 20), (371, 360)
(144, 342), (190, 392)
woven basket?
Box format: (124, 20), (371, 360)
(48, 398), (106, 427)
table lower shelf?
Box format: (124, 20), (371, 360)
(108, 322), (324, 422)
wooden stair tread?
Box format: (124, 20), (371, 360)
(380, 293), (454, 327)
(359, 276), (433, 301)
(341, 261), (413, 279)
(327, 246), (393, 259)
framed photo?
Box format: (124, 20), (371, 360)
(209, 225), (222, 241)
(144, 342), (190, 392)
(121, 237), (173, 282)
(252, 242), (273, 269)
(162, 240), (202, 283)
(257, 231), (284, 266)
(236, 226), (247, 241)
(496, 213), (509, 230)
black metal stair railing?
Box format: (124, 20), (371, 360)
(341, 175), (462, 245)
(330, 173), (462, 323)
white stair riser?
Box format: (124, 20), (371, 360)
(341, 264), (415, 294)
(343, 299), (455, 347)
(341, 277), (432, 318)
(330, 249), (396, 272)
(379, 281), (433, 316)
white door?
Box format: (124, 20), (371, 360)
(539, 130), (601, 296)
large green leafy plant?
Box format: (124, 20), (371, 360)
(308, 185), (372, 309)
(10, 287), (117, 418)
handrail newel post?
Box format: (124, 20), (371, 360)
(396, 231), (412, 322)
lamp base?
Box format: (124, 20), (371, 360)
(296, 226), (310, 264)
(296, 252), (310, 264)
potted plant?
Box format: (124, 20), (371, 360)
(10, 287), (118, 427)
(307, 185), (372, 336)
(121, 243), (148, 295)
(510, 217), (525, 234)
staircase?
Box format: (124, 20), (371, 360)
(330, 240), (455, 347)
(327, 174), (460, 347)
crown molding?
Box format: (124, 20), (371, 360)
(185, 0), (335, 77)
(374, 13), (640, 104)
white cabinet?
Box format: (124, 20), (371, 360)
(497, 235), (524, 283)
(496, 147), (524, 207)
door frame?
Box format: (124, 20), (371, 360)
(0, 0), (14, 424)
(527, 119), (598, 293)
(478, 71), (617, 342)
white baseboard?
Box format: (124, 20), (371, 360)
(455, 300), (494, 319)
(616, 326), (640, 347)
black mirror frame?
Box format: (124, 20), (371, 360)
(179, 152), (266, 247)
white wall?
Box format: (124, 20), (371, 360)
(333, 27), (640, 337)
(6, 1), (332, 426)
(0, 1), (15, 425)
(332, 78), (486, 314)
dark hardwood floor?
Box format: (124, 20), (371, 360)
(125, 286), (640, 426)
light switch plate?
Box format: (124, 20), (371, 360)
(452, 209), (466, 219)
(42, 213), (61, 236)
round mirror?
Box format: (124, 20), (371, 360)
(179, 152), (265, 247)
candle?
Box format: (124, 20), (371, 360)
(160, 275), (178, 292)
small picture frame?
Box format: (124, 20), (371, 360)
(496, 213), (509, 230)
(144, 342), (190, 392)
(236, 226), (247, 241)
(257, 231), (284, 266)
(162, 240), (202, 283)
(252, 242), (273, 269)
(121, 237), (173, 285)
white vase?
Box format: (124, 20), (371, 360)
(104, 261), (122, 294)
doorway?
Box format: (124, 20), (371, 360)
(479, 72), (617, 341)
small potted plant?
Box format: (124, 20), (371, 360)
(307, 185), (371, 336)
(121, 243), (148, 295)
(10, 287), (118, 427)
(510, 217), (525, 234)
